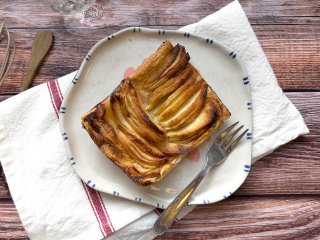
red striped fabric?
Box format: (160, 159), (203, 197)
(82, 182), (115, 236)
(47, 81), (60, 118)
(47, 79), (115, 238)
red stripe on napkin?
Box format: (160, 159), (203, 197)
(47, 80), (62, 116)
(47, 79), (115, 237)
(154, 208), (162, 216)
(82, 182), (105, 236)
(47, 82), (59, 118)
(56, 79), (64, 102)
(82, 182), (115, 236)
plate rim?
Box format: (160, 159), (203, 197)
(59, 27), (252, 208)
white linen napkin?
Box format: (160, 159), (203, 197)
(0, 1), (308, 239)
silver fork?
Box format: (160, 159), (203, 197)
(153, 122), (248, 236)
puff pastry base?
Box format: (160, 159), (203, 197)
(81, 41), (230, 186)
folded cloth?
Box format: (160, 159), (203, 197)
(0, 1), (309, 239)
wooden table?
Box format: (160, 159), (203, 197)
(1, 1), (319, 239)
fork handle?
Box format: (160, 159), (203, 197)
(153, 164), (212, 236)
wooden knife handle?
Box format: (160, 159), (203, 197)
(21, 30), (53, 91)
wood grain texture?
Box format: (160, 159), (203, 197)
(1, 196), (320, 240)
(0, 24), (319, 95)
(256, 25), (320, 90)
(0, 0), (319, 239)
(0, 95), (10, 101)
(0, 163), (10, 199)
(0, 200), (27, 240)
(158, 196), (320, 240)
(0, 186), (10, 200)
(237, 92), (320, 195)
(20, 30), (53, 91)
(1, 0), (319, 28)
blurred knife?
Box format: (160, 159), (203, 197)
(21, 30), (53, 91)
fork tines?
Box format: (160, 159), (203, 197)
(216, 122), (249, 152)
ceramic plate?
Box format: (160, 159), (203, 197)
(59, 27), (252, 208)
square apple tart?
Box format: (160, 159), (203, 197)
(81, 40), (230, 186)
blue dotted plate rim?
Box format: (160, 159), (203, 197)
(59, 27), (252, 208)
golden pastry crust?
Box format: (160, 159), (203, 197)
(81, 41), (230, 186)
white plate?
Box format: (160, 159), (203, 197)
(59, 27), (252, 208)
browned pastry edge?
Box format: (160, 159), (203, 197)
(81, 41), (231, 186)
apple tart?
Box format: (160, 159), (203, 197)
(81, 40), (230, 186)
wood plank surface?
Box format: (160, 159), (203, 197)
(1, 0), (320, 28)
(237, 92), (320, 195)
(1, 196), (320, 240)
(158, 196), (320, 240)
(0, 200), (26, 240)
(0, 92), (319, 199)
(0, 24), (319, 94)
(0, 163), (10, 199)
(256, 25), (320, 90)
(1, 0), (319, 239)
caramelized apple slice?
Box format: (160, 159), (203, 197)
(148, 65), (193, 110)
(129, 41), (175, 86)
(148, 45), (190, 91)
(117, 127), (167, 167)
(164, 84), (208, 131)
(153, 71), (198, 116)
(167, 102), (217, 141)
(158, 80), (204, 121)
